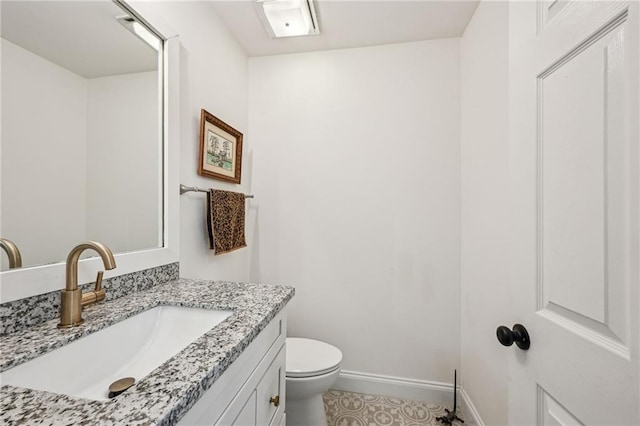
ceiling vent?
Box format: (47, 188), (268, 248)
(116, 15), (160, 51)
(256, 0), (320, 38)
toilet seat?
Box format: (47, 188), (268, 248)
(286, 338), (343, 378)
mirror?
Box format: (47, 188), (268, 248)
(1, 0), (163, 271)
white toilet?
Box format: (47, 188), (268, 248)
(285, 338), (343, 426)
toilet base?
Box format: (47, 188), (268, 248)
(286, 394), (327, 426)
(285, 338), (342, 426)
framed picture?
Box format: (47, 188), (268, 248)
(198, 109), (243, 184)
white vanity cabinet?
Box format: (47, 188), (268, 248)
(178, 309), (287, 426)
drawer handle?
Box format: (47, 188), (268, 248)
(269, 395), (280, 407)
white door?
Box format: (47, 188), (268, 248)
(508, 1), (640, 425)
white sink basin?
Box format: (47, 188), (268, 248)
(1, 305), (232, 401)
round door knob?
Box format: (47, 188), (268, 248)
(496, 324), (530, 350)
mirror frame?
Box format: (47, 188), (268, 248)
(0, 1), (180, 304)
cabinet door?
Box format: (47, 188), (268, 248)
(256, 346), (286, 426)
(231, 390), (257, 426)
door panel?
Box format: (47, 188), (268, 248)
(232, 390), (257, 426)
(538, 386), (584, 426)
(538, 12), (630, 352)
(509, 1), (639, 425)
(539, 0), (572, 29)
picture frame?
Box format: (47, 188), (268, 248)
(198, 109), (243, 184)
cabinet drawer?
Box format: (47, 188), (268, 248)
(259, 315), (284, 357)
(256, 345), (286, 426)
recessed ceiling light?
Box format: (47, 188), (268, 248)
(256, 0), (320, 38)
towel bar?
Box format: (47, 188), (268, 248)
(180, 184), (254, 199)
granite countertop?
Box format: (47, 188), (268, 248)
(0, 278), (294, 425)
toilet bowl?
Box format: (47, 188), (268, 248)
(286, 338), (342, 426)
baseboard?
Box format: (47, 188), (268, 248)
(459, 387), (484, 426)
(334, 370), (454, 405)
(333, 370), (484, 425)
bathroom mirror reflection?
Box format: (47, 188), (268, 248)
(0, 0), (163, 271)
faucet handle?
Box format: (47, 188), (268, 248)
(81, 271), (106, 306)
(95, 271), (104, 291)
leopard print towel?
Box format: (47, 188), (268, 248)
(206, 189), (247, 255)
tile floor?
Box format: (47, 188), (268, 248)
(323, 390), (464, 426)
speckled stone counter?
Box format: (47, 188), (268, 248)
(0, 279), (294, 425)
(0, 263), (179, 335)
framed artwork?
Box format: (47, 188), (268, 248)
(198, 109), (243, 184)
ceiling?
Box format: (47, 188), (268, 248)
(1, 1), (479, 76)
(1, 1), (158, 79)
(211, 0), (480, 57)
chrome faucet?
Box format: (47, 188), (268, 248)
(58, 241), (116, 329)
(0, 238), (22, 269)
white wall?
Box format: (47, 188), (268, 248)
(137, 1), (251, 281)
(460, 1), (509, 424)
(86, 71), (160, 254)
(1, 38), (87, 269)
(249, 40), (461, 382)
